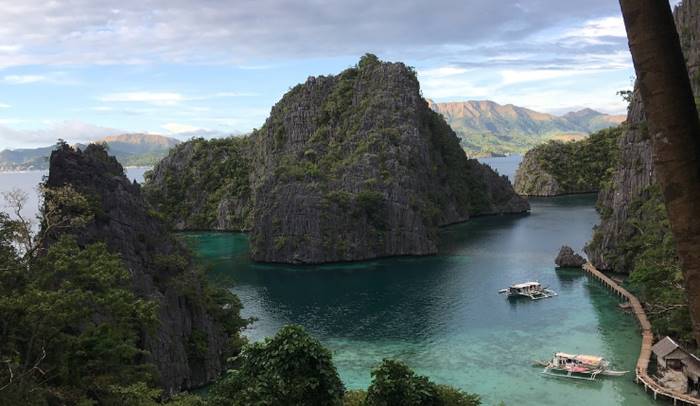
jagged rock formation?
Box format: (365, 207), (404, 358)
(513, 126), (622, 196)
(585, 0), (700, 272)
(43, 143), (239, 394)
(555, 246), (586, 268)
(427, 99), (625, 157)
(145, 137), (251, 230)
(145, 55), (529, 264)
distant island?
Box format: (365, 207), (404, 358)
(0, 133), (180, 171)
(428, 100), (625, 157)
(513, 126), (622, 196)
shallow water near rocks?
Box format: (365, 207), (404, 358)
(186, 193), (663, 405)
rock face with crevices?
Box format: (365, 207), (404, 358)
(585, 0), (700, 272)
(555, 246), (586, 268)
(513, 126), (622, 197)
(146, 55), (529, 264)
(43, 143), (237, 394)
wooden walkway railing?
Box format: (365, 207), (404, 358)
(581, 262), (700, 406)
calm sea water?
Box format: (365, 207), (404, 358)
(185, 195), (657, 405)
(479, 155), (522, 182)
(0, 160), (660, 405)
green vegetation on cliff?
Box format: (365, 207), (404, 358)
(513, 126), (622, 196)
(145, 54), (528, 264)
(590, 185), (692, 342)
(0, 143), (249, 403)
(144, 137), (251, 230)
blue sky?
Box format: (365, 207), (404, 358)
(0, 0), (684, 148)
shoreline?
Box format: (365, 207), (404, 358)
(581, 262), (700, 406)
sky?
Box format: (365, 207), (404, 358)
(0, 0), (684, 149)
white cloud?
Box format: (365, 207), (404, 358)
(3, 74), (47, 84)
(209, 91), (258, 98)
(0, 121), (124, 149)
(566, 16), (627, 40)
(99, 92), (186, 105)
(0, 45), (21, 53)
(162, 122), (201, 134)
(98, 91), (255, 106)
(500, 69), (594, 85)
(0, 0), (622, 67)
(418, 66), (469, 79)
(0, 103), (10, 108)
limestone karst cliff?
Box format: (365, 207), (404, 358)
(584, 0), (700, 273)
(145, 55), (529, 264)
(43, 143), (245, 394)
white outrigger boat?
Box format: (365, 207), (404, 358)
(537, 352), (628, 381)
(498, 281), (557, 300)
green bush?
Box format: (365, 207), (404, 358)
(343, 390), (368, 406)
(365, 360), (441, 406)
(365, 360), (480, 406)
(208, 325), (345, 406)
(0, 233), (159, 405)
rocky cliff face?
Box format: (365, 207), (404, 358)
(43, 143), (240, 394)
(513, 126), (622, 196)
(247, 56), (529, 263)
(145, 55), (529, 264)
(145, 137), (251, 231)
(513, 151), (561, 196)
(585, 0), (700, 271)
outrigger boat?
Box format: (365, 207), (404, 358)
(536, 352), (628, 381)
(498, 281), (557, 300)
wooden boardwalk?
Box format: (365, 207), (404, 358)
(581, 262), (700, 406)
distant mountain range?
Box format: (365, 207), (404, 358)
(0, 133), (180, 171)
(428, 100), (626, 157)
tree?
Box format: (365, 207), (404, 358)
(619, 0), (700, 345)
(1, 188), (33, 255)
(365, 360), (441, 406)
(0, 233), (158, 405)
(209, 325), (345, 406)
(364, 359), (480, 406)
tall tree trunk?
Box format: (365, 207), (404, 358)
(619, 0), (700, 345)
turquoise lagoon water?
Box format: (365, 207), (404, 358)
(0, 160), (662, 405)
(185, 194), (661, 406)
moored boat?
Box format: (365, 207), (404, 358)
(498, 281), (557, 300)
(539, 352), (628, 381)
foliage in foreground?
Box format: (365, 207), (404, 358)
(0, 221), (158, 405)
(209, 325), (480, 406)
(209, 324), (345, 406)
(0, 171), (248, 405)
(364, 360), (480, 406)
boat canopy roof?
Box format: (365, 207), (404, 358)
(511, 282), (541, 289)
(555, 352), (604, 366)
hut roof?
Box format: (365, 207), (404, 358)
(652, 336), (682, 359)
